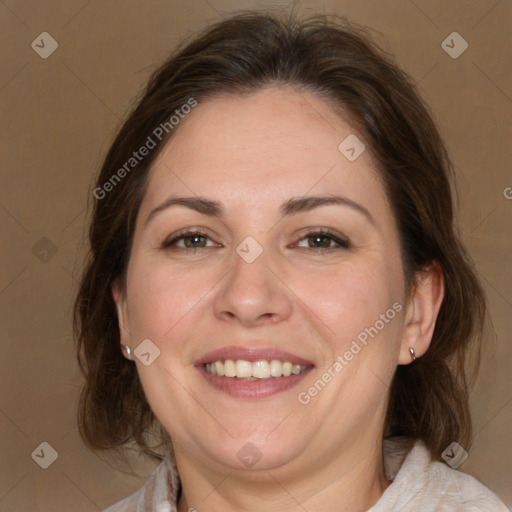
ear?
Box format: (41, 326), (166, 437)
(398, 262), (444, 365)
(112, 279), (130, 348)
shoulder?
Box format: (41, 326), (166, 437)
(425, 458), (508, 510)
(102, 455), (179, 512)
(103, 493), (139, 512)
(373, 439), (508, 511)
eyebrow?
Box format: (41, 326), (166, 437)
(145, 197), (223, 225)
(280, 196), (375, 225)
(145, 194), (374, 226)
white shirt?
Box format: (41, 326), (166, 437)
(104, 438), (508, 511)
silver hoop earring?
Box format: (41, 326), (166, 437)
(122, 344), (133, 361)
(409, 347), (416, 361)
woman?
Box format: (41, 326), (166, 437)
(75, 11), (508, 512)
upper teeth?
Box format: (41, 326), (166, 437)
(204, 360), (308, 379)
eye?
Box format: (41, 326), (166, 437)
(162, 231), (219, 249)
(295, 230), (350, 250)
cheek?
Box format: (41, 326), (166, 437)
(124, 256), (216, 343)
(292, 264), (404, 433)
(292, 259), (403, 347)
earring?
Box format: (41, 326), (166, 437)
(122, 344), (133, 361)
(409, 347), (416, 361)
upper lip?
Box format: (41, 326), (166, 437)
(194, 346), (314, 366)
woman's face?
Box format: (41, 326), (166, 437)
(114, 86), (410, 474)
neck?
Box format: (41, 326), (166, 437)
(175, 437), (388, 512)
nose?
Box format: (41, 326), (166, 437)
(213, 252), (294, 328)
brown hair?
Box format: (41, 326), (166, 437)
(74, 11), (485, 462)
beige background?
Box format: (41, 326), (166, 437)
(0, 0), (511, 510)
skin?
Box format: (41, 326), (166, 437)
(113, 86), (444, 512)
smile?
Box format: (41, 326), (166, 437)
(204, 359), (309, 379)
(196, 347), (314, 398)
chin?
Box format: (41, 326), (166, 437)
(191, 426), (308, 473)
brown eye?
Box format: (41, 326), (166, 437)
(307, 235), (335, 248)
(163, 231), (218, 249)
(183, 234), (208, 248)
(296, 230), (350, 250)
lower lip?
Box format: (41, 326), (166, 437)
(198, 366), (313, 398)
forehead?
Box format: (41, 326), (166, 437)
(142, 86), (388, 218)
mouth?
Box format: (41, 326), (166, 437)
(195, 347), (314, 398)
(204, 359), (309, 379)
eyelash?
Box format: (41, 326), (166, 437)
(161, 229), (350, 252)
(161, 230), (215, 249)
(293, 229), (350, 251)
